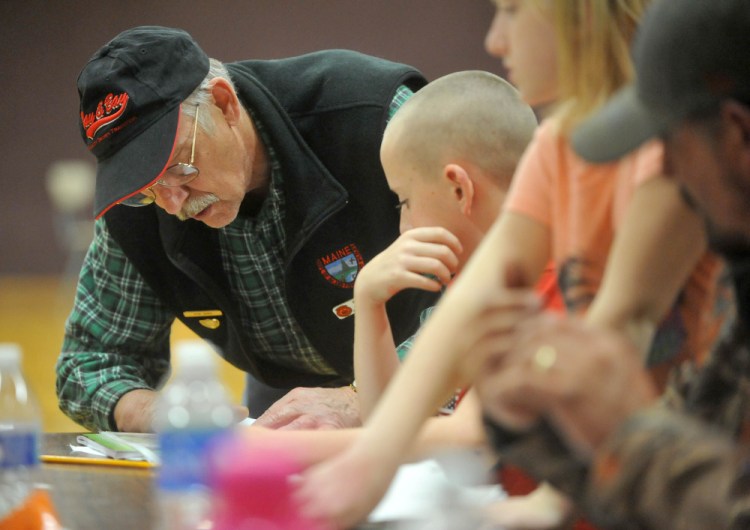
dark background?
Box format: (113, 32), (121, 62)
(0, 0), (501, 274)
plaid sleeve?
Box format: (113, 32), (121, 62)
(585, 407), (750, 529)
(484, 405), (750, 528)
(56, 218), (175, 431)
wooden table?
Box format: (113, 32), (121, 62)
(40, 433), (156, 529)
(39, 433), (387, 530)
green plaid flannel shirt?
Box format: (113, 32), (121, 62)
(57, 85), (414, 431)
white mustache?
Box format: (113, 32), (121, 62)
(177, 194), (220, 221)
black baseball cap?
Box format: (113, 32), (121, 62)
(572, 0), (750, 163)
(77, 26), (210, 218)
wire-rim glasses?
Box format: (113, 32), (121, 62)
(120, 105), (201, 207)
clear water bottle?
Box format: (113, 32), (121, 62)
(0, 343), (42, 521)
(154, 340), (235, 530)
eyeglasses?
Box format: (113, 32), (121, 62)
(121, 105), (202, 207)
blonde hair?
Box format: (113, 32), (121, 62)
(530, 0), (650, 133)
(386, 71), (537, 190)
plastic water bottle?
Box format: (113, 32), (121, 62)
(154, 340), (235, 530)
(0, 343), (42, 521)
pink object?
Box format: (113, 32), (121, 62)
(207, 432), (326, 530)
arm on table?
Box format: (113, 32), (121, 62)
(243, 391), (486, 468)
(253, 386), (361, 430)
(56, 218), (173, 432)
(113, 389), (159, 433)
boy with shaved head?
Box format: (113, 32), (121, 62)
(354, 70), (542, 418)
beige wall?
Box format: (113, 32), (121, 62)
(0, 0), (501, 274)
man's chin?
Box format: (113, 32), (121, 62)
(199, 204), (240, 229)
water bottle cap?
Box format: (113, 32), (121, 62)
(174, 340), (216, 374)
(0, 343), (22, 368)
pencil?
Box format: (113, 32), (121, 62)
(41, 454), (156, 469)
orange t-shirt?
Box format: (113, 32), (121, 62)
(505, 118), (728, 382)
(499, 118), (730, 529)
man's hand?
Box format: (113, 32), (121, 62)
(474, 314), (659, 454)
(253, 386), (361, 430)
(114, 389), (159, 432)
(354, 226), (462, 306)
(114, 388), (249, 432)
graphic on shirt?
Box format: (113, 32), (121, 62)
(557, 256), (598, 314)
(316, 244), (364, 288)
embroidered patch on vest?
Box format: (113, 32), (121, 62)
(316, 244), (364, 288)
(332, 299), (355, 319)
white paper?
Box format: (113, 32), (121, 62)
(69, 444), (108, 457)
(367, 456), (505, 523)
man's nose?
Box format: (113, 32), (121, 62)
(153, 185), (190, 215)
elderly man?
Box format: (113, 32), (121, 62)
(58, 26), (436, 433)
(476, 0), (750, 528)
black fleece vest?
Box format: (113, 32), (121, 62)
(104, 50), (437, 388)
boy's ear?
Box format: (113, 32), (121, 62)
(444, 163), (475, 216)
(208, 77), (242, 126)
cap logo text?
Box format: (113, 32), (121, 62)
(81, 92), (130, 140)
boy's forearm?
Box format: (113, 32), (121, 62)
(353, 297), (400, 419)
(409, 391), (487, 460)
(355, 279), (479, 470)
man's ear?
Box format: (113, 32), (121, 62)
(444, 163), (475, 216)
(209, 78), (242, 126)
